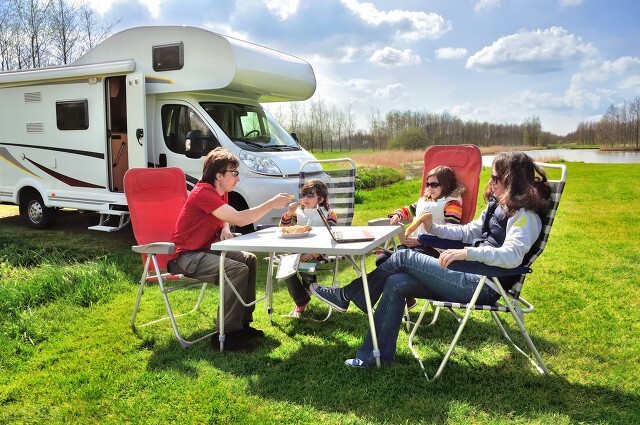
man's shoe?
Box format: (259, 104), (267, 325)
(310, 284), (349, 313)
(406, 297), (418, 311)
(213, 331), (258, 352)
(344, 358), (370, 368)
(242, 326), (265, 340)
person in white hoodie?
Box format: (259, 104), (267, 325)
(311, 152), (552, 367)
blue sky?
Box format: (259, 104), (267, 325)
(86, 0), (640, 136)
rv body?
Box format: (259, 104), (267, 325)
(0, 26), (317, 231)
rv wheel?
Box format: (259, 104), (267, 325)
(19, 190), (54, 229)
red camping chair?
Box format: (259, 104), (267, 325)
(369, 145), (483, 326)
(124, 167), (214, 349)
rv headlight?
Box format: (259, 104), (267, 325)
(239, 150), (283, 175)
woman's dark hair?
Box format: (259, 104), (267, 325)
(200, 147), (239, 185)
(484, 152), (552, 216)
(301, 179), (330, 209)
(424, 166), (460, 200)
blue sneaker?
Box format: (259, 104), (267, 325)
(310, 283), (349, 312)
(344, 358), (369, 368)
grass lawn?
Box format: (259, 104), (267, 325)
(0, 162), (639, 424)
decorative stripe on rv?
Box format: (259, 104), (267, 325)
(25, 157), (105, 189)
(0, 147), (42, 178)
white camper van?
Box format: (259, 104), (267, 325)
(0, 26), (317, 232)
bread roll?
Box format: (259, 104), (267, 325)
(281, 224), (312, 234)
(404, 212), (431, 237)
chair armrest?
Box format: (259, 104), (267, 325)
(368, 217), (391, 226)
(448, 261), (531, 277)
(418, 234), (467, 250)
(132, 242), (175, 255)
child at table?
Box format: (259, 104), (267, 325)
(378, 165), (464, 309)
(279, 179), (337, 317)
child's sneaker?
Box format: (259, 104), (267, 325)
(289, 303), (307, 318)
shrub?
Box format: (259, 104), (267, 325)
(355, 165), (403, 190)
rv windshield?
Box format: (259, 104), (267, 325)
(201, 102), (300, 152)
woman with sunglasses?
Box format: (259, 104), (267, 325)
(279, 179), (337, 317)
(312, 152), (551, 367)
(169, 147), (292, 353)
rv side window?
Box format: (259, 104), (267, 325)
(56, 100), (89, 130)
(153, 42), (184, 71)
(161, 104), (219, 155)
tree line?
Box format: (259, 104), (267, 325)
(566, 95), (640, 150)
(0, 0), (117, 71)
(268, 100), (554, 153)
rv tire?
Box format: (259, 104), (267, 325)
(19, 189), (54, 230)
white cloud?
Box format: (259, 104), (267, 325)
(558, 0), (583, 7)
(264, 0), (299, 20)
(368, 47), (421, 68)
(373, 83), (406, 99)
(435, 47), (468, 60)
(340, 0), (452, 41)
(474, 0), (502, 13)
(466, 26), (598, 74)
(620, 75), (640, 90)
(83, 0), (165, 18)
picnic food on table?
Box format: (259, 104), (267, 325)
(281, 224), (312, 234)
(405, 211), (432, 237)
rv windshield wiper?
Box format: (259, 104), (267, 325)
(239, 139), (267, 149)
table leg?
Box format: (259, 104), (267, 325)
(266, 252), (275, 322)
(360, 255), (381, 367)
(218, 252), (226, 352)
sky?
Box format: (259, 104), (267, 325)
(84, 0), (640, 136)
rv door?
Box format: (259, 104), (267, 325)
(126, 73), (146, 169)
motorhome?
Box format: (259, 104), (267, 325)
(0, 26), (317, 232)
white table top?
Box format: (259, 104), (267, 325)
(211, 225), (403, 255)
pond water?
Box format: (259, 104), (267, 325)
(482, 148), (640, 166)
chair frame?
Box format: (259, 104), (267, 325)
(408, 162), (567, 380)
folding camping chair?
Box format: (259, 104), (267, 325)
(124, 167), (215, 349)
(408, 162), (567, 380)
(275, 158), (358, 320)
(368, 145), (483, 326)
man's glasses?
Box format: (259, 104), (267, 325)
(490, 174), (500, 184)
(224, 170), (240, 177)
(425, 182), (441, 189)
(301, 193), (317, 198)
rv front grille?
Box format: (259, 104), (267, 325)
(24, 92), (43, 103)
(26, 122), (44, 133)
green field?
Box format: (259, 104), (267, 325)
(0, 162), (638, 424)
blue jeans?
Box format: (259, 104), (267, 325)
(343, 249), (499, 365)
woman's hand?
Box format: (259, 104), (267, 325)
(438, 248), (467, 268)
(404, 235), (421, 247)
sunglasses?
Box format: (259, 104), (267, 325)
(490, 174), (500, 184)
(301, 193), (317, 198)
(223, 170), (240, 177)
(425, 182), (441, 189)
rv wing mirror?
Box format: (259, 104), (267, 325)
(290, 132), (299, 142)
(184, 130), (217, 159)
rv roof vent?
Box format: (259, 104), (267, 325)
(26, 122), (44, 133)
(152, 41), (184, 71)
(24, 92), (43, 103)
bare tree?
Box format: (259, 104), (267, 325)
(50, 0), (80, 64)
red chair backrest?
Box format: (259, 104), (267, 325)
(124, 167), (188, 270)
(422, 145), (482, 224)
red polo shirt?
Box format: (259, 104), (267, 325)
(170, 182), (227, 259)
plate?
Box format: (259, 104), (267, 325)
(279, 231), (313, 239)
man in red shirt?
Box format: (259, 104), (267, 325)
(170, 148), (291, 352)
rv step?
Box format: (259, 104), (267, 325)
(88, 209), (130, 232)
